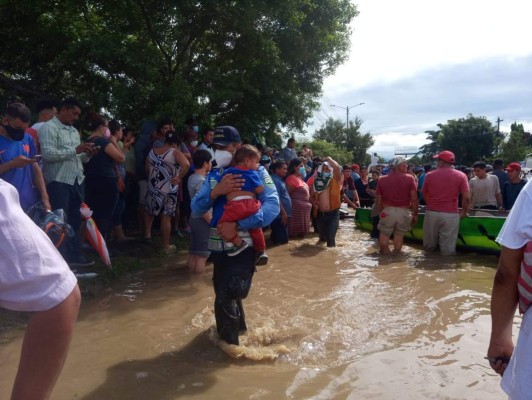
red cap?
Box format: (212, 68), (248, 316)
(505, 162), (522, 172)
(351, 164), (360, 171)
(433, 150), (455, 164)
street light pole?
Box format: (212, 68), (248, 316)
(330, 102), (365, 130)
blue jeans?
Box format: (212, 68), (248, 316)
(47, 180), (85, 262)
(317, 208), (340, 247)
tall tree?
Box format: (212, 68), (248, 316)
(418, 129), (441, 162)
(313, 117), (374, 163)
(499, 122), (532, 163)
(437, 114), (495, 165)
(306, 139), (352, 165)
(0, 0), (358, 141)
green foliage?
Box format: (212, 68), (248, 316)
(312, 117), (374, 163)
(499, 122), (532, 163)
(418, 115), (495, 165)
(305, 139), (352, 165)
(0, 0), (358, 140)
(418, 129), (441, 163)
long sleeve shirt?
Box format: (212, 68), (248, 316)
(191, 166), (279, 252)
(39, 117), (88, 185)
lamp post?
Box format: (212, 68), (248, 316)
(330, 102), (365, 130)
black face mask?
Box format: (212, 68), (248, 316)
(3, 124), (25, 141)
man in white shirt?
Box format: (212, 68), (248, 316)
(0, 179), (80, 400)
(469, 160), (503, 211)
(488, 179), (532, 398)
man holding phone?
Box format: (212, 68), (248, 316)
(0, 102), (51, 211)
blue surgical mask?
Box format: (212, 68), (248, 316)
(299, 167), (307, 177)
(322, 172), (331, 178)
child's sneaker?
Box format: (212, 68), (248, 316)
(228, 240), (249, 257)
(255, 251), (269, 266)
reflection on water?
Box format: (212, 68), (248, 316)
(0, 220), (513, 399)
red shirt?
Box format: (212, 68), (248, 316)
(376, 172), (417, 207)
(422, 167), (469, 213)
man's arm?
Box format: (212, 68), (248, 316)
(410, 189), (419, 225)
(325, 156), (341, 181)
(375, 194), (383, 213)
(40, 125), (87, 162)
(487, 246), (523, 376)
(32, 163), (51, 210)
(0, 156), (35, 175)
(460, 191), (471, 218)
(496, 192), (503, 210)
(190, 171), (245, 216)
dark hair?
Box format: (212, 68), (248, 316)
(185, 116), (197, 126)
(85, 112), (107, 131)
(165, 130), (181, 145)
(123, 127), (133, 136)
(493, 159), (504, 168)
(157, 117), (173, 133)
(287, 138), (295, 145)
(35, 99), (58, 114)
(234, 144), (261, 164)
(472, 161), (486, 169)
(371, 169), (381, 176)
(58, 97), (81, 111)
(269, 160), (286, 174)
(5, 102), (31, 123)
(192, 149), (212, 169)
(109, 119), (122, 135)
(424, 164), (432, 173)
(342, 164), (351, 171)
(287, 158), (302, 175)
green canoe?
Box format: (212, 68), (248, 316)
(354, 207), (508, 255)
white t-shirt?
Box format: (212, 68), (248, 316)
(32, 121), (45, 132)
(0, 179), (77, 312)
(496, 179), (532, 398)
(469, 174), (500, 207)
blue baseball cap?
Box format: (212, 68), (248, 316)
(213, 126), (241, 146)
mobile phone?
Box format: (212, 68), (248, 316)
(33, 155), (43, 161)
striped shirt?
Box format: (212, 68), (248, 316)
(518, 242), (532, 314)
(39, 116), (88, 185)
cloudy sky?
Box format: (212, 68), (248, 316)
(307, 0), (532, 160)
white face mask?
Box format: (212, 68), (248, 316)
(190, 140), (198, 147)
(214, 149), (233, 168)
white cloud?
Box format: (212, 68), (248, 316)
(328, 0), (532, 92)
(309, 0), (532, 156)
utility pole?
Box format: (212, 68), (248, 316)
(330, 103), (365, 130)
(496, 117), (503, 135)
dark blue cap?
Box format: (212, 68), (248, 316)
(213, 126), (241, 146)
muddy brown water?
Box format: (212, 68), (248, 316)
(0, 219), (516, 399)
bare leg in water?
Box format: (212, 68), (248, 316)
(11, 286), (81, 400)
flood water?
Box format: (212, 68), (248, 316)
(0, 219), (516, 399)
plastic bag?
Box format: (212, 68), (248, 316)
(26, 202), (75, 248)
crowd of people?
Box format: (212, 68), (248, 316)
(0, 97), (528, 268)
(1, 97), (532, 398)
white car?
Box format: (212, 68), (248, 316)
(521, 153), (532, 178)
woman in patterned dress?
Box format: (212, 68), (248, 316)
(144, 131), (189, 252)
(285, 158), (312, 238)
